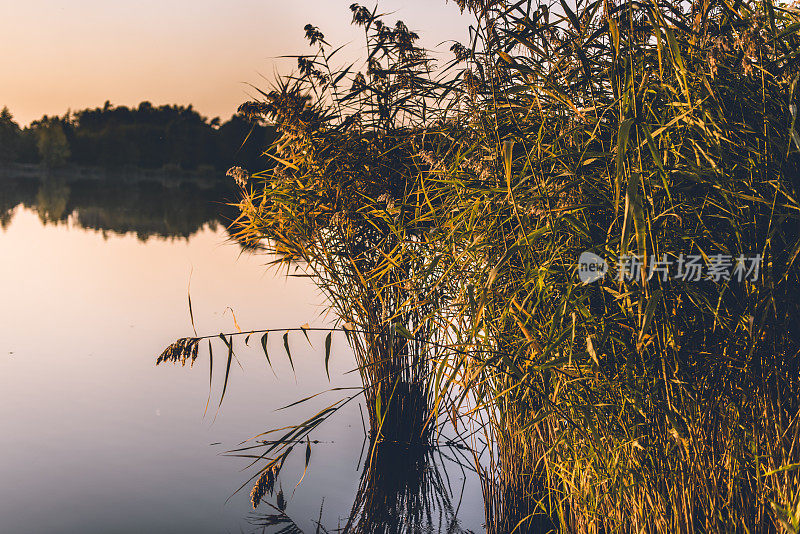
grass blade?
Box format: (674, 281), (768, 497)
(324, 332), (332, 380)
(283, 332), (295, 373)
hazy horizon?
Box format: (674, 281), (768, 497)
(1, 1), (471, 127)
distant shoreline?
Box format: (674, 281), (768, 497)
(0, 162), (228, 188)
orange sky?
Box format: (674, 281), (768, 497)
(0, 1), (471, 126)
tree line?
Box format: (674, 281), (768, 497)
(0, 102), (275, 172)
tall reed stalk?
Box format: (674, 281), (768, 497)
(230, 6), (459, 444)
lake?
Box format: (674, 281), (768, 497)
(0, 173), (484, 533)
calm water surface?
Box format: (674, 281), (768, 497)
(0, 175), (483, 533)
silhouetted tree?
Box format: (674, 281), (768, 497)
(1, 102), (276, 172)
(0, 107), (21, 163)
(36, 119), (71, 168)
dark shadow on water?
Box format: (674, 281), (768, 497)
(247, 441), (478, 534)
(0, 165), (240, 241)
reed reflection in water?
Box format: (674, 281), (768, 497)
(247, 440), (478, 534)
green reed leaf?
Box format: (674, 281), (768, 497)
(300, 323), (312, 346)
(204, 339), (213, 417)
(394, 323), (414, 340)
(283, 332), (295, 373)
(324, 332), (332, 380)
(218, 335), (234, 411)
(260, 332), (276, 373)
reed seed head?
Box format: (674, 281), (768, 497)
(156, 337), (200, 367)
(250, 466), (277, 509)
(226, 166), (250, 188)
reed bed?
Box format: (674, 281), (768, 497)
(418, 0), (800, 531)
(158, 0), (800, 531)
(229, 10), (453, 445)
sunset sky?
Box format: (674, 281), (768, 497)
(0, 1), (471, 126)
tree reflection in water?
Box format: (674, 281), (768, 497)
(0, 167), (239, 241)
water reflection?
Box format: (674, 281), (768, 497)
(0, 164), (484, 533)
(344, 441), (476, 534)
(246, 441), (478, 534)
(0, 166), (237, 240)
